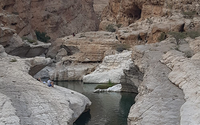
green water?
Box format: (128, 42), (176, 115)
(55, 81), (137, 125)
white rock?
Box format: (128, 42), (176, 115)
(162, 50), (200, 125)
(94, 84), (122, 93)
(0, 54), (91, 125)
(83, 51), (133, 83)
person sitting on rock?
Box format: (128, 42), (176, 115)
(47, 78), (54, 87)
(37, 78), (42, 82)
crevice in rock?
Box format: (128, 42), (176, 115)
(125, 5), (142, 25)
(120, 64), (143, 93)
(11, 23), (17, 26)
(2, 4), (14, 11)
(179, 23), (185, 32)
(61, 45), (79, 56)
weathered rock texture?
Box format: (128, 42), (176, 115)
(0, 0), (98, 42)
(161, 37), (200, 125)
(5, 34), (51, 58)
(83, 51), (134, 84)
(128, 38), (186, 125)
(100, 0), (200, 29)
(0, 45), (91, 125)
(47, 31), (119, 81)
(100, 0), (200, 45)
(93, 0), (109, 20)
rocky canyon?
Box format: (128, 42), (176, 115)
(1, 0), (200, 125)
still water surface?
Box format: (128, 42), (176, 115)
(55, 81), (137, 125)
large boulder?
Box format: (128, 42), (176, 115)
(4, 34), (51, 58)
(83, 51), (133, 84)
(0, 26), (16, 46)
(0, 47), (91, 125)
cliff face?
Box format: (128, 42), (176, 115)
(93, 0), (109, 20)
(100, 0), (200, 29)
(0, 0), (98, 41)
(99, 0), (200, 45)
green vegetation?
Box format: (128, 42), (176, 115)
(182, 11), (196, 18)
(113, 43), (130, 52)
(168, 31), (200, 44)
(123, 31), (129, 33)
(35, 31), (51, 43)
(185, 30), (200, 39)
(12, 12), (19, 15)
(89, 38), (93, 42)
(22, 37), (37, 44)
(10, 58), (17, 62)
(79, 34), (86, 38)
(146, 18), (153, 24)
(184, 51), (193, 58)
(95, 80), (115, 89)
(116, 24), (122, 28)
(158, 32), (166, 42)
(106, 24), (116, 32)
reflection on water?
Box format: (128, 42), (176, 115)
(55, 81), (137, 125)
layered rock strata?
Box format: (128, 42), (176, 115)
(0, 45), (91, 125)
(47, 31), (119, 81)
(100, 0), (200, 45)
(100, 0), (200, 29)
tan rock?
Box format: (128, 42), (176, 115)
(93, 0), (109, 20)
(189, 37), (200, 54)
(48, 31), (119, 63)
(0, 26), (16, 46)
(0, 0), (98, 43)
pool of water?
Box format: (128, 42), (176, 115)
(55, 81), (137, 125)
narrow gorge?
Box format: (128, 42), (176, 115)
(0, 0), (200, 125)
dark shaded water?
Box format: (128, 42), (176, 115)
(55, 81), (137, 125)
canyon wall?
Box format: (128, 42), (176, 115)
(0, 0), (98, 42)
(100, 0), (200, 29)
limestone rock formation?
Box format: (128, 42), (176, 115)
(2, 0), (98, 40)
(51, 63), (99, 81)
(83, 51), (133, 84)
(5, 34), (51, 58)
(100, 0), (200, 29)
(47, 31), (119, 81)
(100, 0), (200, 45)
(48, 31), (118, 61)
(161, 37), (200, 125)
(0, 0), (98, 52)
(0, 45), (91, 125)
(93, 0), (109, 20)
(128, 38), (185, 125)
(94, 84), (122, 93)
